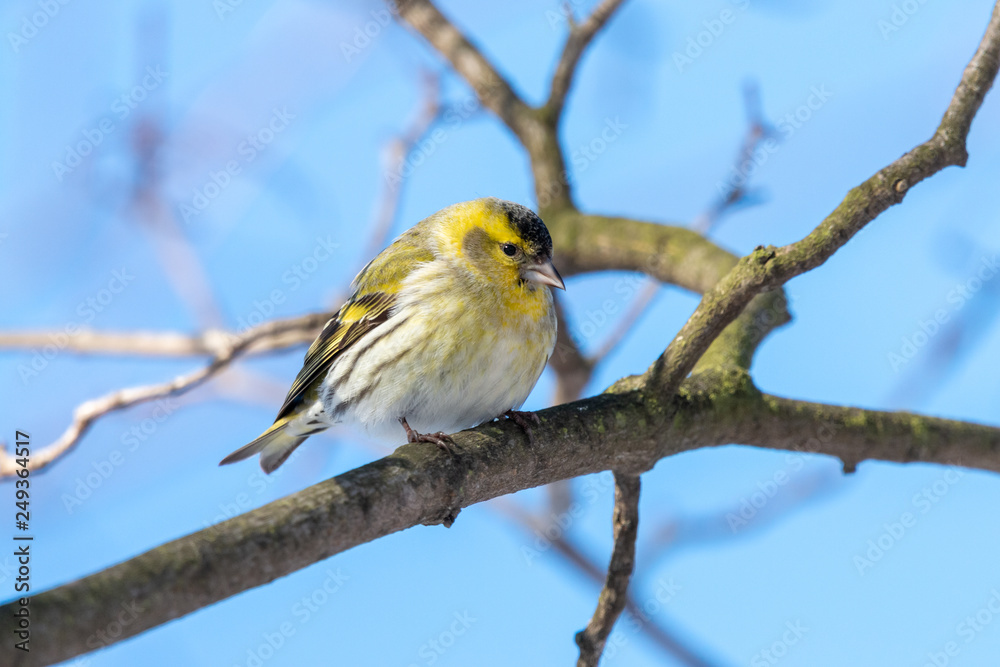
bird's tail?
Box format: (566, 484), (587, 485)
(219, 417), (309, 474)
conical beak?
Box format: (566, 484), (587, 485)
(523, 258), (565, 290)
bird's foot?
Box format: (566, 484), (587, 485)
(400, 418), (455, 454)
(502, 409), (540, 445)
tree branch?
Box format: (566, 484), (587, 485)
(0, 313), (328, 478)
(7, 374), (999, 665)
(692, 80), (774, 235)
(395, 0), (535, 141)
(550, 297), (596, 405)
(647, 1), (1000, 397)
(10, 6), (999, 666)
(394, 0), (574, 211)
(492, 496), (714, 666)
(575, 472), (640, 667)
(0, 323), (321, 358)
(545, 0), (627, 122)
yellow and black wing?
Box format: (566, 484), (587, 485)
(274, 291), (394, 421)
(273, 232), (433, 422)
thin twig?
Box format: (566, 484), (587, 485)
(692, 81), (774, 234)
(648, 2), (1000, 398)
(576, 473), (641, 667)
(363, 71), (443, 262)
(546, 0), (627, 121)
(395, 0), (573, 209)
(0, 313), (328, 478)
(129, 109), (227, 330)
(492, 496), (715, 666)
(590, 279), (660, 365)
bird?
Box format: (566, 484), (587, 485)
(220, 197), (565, 473)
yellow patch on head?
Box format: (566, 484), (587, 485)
(433, 199), (518, 259)
(427, 197), (557, 324)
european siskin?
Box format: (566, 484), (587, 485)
(220, 197), (564, 473)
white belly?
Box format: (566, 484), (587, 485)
(318, 274), (555, 443)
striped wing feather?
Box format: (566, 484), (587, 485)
(274, 291), (396, 421)
(274, 224), (434, 422)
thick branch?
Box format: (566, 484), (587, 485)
(550, 211), (791, 369)
(550, 297), (596, 404)
(394, 0), (574, 211)
(575, 472), (640, 667)
(395, 0), (535, 141)
(7, 373), (1000, 666)
(648, 1), (1000, 396)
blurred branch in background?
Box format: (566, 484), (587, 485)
(886, 242), (1000, 407)
(491, 494), (722, 666)
(361, 71), (443, 268)
(0, 313), (328, 477)
(126, 9), (226, 330)
(692, 81), (776, 235)
(0, 72), (450, 478)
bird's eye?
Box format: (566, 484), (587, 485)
(501, 243), (518, 257)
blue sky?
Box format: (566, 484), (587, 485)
(2, 0), (1000, 665)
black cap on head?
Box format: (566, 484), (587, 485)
(494, 199), (552, 257)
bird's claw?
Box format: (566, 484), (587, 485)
(400, 418), (455, 454)
(502, 409), (539, 445)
